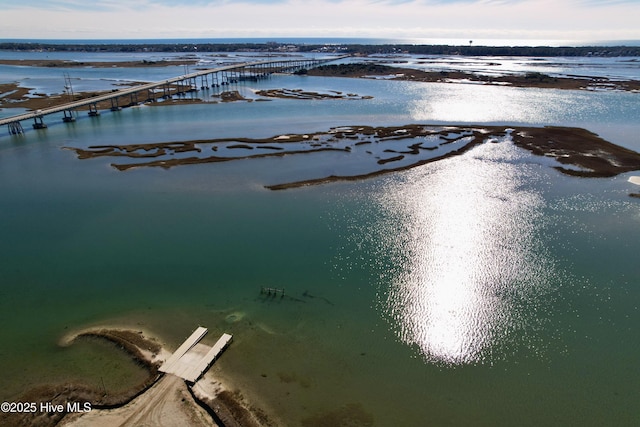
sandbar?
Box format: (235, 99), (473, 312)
(0, 327), (267, 427)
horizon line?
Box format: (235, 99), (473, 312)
(1, 37), (640, 48)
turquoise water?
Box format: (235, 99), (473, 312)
(0, 55), (639, 425)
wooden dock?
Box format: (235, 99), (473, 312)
(159, 327), (232, 383)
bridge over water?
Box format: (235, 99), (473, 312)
(1, 56), (347, 135)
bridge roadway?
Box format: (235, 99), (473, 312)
(0, 56), (346, 133)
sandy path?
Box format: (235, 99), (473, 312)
(61, 375), (217, 427)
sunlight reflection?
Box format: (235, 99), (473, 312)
(406, 83), (588, 124)
(378, 137), (552, 365)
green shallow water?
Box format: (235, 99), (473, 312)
(0, 72), (639, 425)
(1, 142), (639, 425)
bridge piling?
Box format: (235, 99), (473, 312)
(8, 122), (24, 135)
(128, 92), (138, 106)
(0, 56), (349, 137)
(32, 116), (47, 129)
(110, 97), (121, 111)
(62, 110), (75, 123)
(88, 103), (100, 116)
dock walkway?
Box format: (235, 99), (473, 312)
(159, 327), (233, 383)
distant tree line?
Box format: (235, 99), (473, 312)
(322, 44), (640, 57)
(1, 42), (639, 57)
(0, 42), (293, 53)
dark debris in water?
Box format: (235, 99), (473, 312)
(301, 402), (374, 427)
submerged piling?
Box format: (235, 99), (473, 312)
(260, 286), (286, 297)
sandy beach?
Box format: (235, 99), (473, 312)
(0, 327), (269, 427)
(60, 375), (215, 427)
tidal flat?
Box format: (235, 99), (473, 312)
(65, 124), (640, 189)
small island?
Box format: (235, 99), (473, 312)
(302, 63), (640, 92)
(65, 124), (640, 190)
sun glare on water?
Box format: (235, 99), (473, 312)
(376, 138), (554, 365)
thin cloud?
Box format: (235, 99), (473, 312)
(1, 0), (639, 41)
(577, 0), (639, 4)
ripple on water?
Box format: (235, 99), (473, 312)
(369, 141), (558, 366)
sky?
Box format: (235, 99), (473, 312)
(2, 0), (640, 44)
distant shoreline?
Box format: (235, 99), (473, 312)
(303, 63), (640, 92)
(1, 42), (640, 57)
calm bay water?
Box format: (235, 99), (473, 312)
(0, 52), (639, 425)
